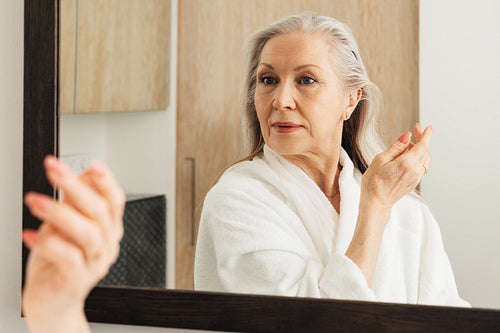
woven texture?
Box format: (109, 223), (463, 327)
(99, 194), (166, 288)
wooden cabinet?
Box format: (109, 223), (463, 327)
(60, 0), (170, 114)
(176, 0), (419, 290)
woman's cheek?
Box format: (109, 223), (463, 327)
(254, 103), (269, 137)
(254, 90), (268, 108)
(254, 94), (270, 120)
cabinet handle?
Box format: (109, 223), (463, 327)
(184, 157), (196, 246)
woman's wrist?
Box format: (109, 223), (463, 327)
(345, 197), (392, 287)
(358, 195), (392, 226)
(25, 305), (90, 333)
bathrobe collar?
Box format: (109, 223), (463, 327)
(262, 145), (362, 265)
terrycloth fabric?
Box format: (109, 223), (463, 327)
(194, 145), (469, 306)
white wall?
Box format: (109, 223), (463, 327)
(0, 0), (25, 330)
(420, 0), (500, 308)
(60, 110), (171, 195)
(60, 113), (107, 164)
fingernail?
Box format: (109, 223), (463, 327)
(24, 192), (52, 211)
(398, 132), (411, 143)
(22, 230), (39, 247)
(90, 159), (106, 177)
(44, 155), (66, 177)
(416, 123), (422, 130)
(429, 125), (433, 132)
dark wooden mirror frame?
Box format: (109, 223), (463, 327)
(22, 0), (500, 331)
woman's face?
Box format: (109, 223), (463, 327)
(254, 31), (358, 159)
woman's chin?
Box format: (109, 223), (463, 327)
(266, 140), (307, 156)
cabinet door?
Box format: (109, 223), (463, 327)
(60, 0), (77, 115)
(60, 0), (170, 114)
(177, 0), (418, 290)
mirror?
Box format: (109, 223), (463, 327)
(24, 0), (500, 331)
(58, 0), (500, 309)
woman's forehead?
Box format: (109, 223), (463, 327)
(259, 31), (334, 69)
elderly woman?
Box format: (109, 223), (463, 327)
(194, 13), (468, 306)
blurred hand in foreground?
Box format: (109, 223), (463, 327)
(22, 157), (125, 333)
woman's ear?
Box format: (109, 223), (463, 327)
(344, 88), (362, 120)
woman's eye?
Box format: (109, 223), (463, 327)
(300, 76), (316, 85)
(260, 77), (276, 85)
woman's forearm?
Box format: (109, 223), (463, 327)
(344, 198), (391, 288)
(344, 125), (433, 288)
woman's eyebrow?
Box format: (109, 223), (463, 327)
(294, 64), (322, 71)
(257, 63), (322, 71)
(257, 63), (274, 70)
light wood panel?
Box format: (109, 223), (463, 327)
(177, 0), (419, 290)
(59, 0), (77, 114)
(61, 0), (170, 113)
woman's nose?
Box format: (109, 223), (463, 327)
(272, 82), (296, 111)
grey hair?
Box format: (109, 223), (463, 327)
(240, 13), (386, 173)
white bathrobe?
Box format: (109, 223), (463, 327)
(194, 145), (469, 307)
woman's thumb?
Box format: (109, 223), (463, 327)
(385, 132), (412, 159)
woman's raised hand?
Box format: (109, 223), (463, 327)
(22, 157), (125, 333)
(361, 123), (433, 212)
(345, 124), (432, 287)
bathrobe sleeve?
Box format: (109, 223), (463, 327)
(417, 205), (470, 307)
(197, 184), (377, 301)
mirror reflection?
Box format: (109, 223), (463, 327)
(58, 0), (499, 309)
(194, 13), (468, 307)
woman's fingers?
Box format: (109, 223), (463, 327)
(399, 126), (432, 179)
(25, 227), (86, 274)
(423, 156), (431, 175)
(22, 229), (39, 250)
(77, 161), (125, 242)
(24, 192), (104, 260)
(405, 125), (433, 161)
(378, 131), (412, 163)
(61, 168), (98, 211)
(414, 123), (423, 142)
(44, 156), (110, 224)
(362, 125), (433, 210)
(26, 156), (124, 265)
(88, 160), (126, 228)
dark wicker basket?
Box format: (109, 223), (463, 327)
(99, 194), (166, 288)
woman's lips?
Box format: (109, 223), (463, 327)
(271, 122), (303, 133)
